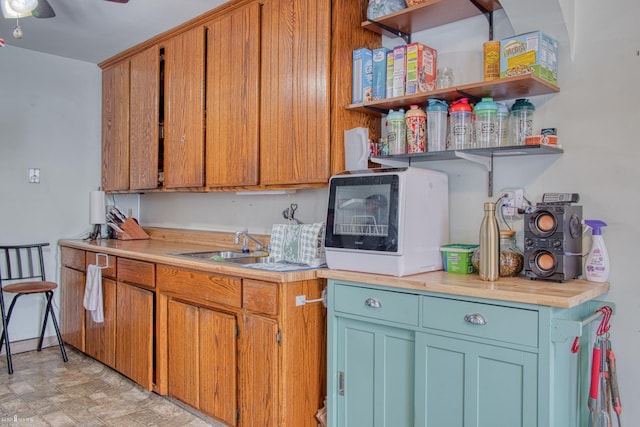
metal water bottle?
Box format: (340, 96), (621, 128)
(479, 202), (499, 281)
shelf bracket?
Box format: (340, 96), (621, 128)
(454, 151), (494, 196)
(366, 19), (410, 44)
(468, 0), (495, 40)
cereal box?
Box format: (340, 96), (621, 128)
(405, 42), (437, 94)
(392, 45), (406, 98)
(372, 47), (390, 100)
(386, 50), (394, 98)
(500, 31), (558, 85)
(352, 48), (373, 104)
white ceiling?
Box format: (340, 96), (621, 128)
(0, 0), (229, 64)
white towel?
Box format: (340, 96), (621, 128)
(83, 264), (104, 323)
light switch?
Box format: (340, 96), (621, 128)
(28, 168), (40, 183)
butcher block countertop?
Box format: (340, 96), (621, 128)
(58, 227), (318, 283)
(317, 269), (609, 308)
(59, 227), (608, 307)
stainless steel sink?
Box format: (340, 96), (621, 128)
(169, 250), (269, 262)
(225, 256), (277, 265)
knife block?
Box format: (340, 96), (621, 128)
(117, 218), (150, 240)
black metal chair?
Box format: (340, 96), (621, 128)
(0, 243), (68, 374)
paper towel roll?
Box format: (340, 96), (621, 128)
(90, 191), (106, 225)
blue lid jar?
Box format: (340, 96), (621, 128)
(474, 97), (498, 114)
(511, 98), (535, 112)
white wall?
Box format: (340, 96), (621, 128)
(0, 47), (101, 341)
(2, 0), (638, 421)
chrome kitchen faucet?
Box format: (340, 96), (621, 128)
(234, 228), (269, 253)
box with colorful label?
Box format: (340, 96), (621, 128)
(352, 48), (373, 104)
(386, 51), (394, 98)
(405, 42), (437, 94)
(500, 31), (558, 85)
(392, 45), (407, 98)
(440, 244), (478, 274)
(372, 47), (390, 100)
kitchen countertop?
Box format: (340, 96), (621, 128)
(58, 238), (319, 283)
(317, 269), (609, 308)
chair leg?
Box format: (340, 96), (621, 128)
(0, 294), (13, 375)
(45, 291), (68, 363)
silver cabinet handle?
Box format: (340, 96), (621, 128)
(339, 371), (345, 396)
(464, 313), (487, 325)
(364, 297), (382, 308)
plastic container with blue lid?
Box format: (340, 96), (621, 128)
(426, 99), (448, 151)
(474, 97), (499, 148)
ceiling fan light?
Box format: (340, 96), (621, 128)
(8, 0), (37, 13)
(1, 0), (31, 18)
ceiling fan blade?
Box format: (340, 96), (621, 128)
(32, 0), (55, 18)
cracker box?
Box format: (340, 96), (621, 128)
(405, 42), (437, 94)
(500, 31), (558, 85)
(372, 47), (390, 100)
(352, 48), (373, 104)
(386, 50), (394, 98)
(392, 45), (407, 98)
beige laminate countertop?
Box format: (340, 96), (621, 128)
(58, 238), (319, 283)
(317, 269), (609, 308)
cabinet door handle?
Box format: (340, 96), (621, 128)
(364, 297), (382, 308)
(464, 313), (487, 325)
(339, 371), (345, 396)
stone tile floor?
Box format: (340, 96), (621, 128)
(0, 346), (224, 427)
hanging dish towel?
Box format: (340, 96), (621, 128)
(83, 264), (104, 323)
(269, 222), (326, 267)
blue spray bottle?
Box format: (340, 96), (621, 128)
(583, 220), (610, 282)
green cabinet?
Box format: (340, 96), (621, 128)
(328, 280), (608, 427)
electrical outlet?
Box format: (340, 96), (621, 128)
(499, 188), (524, 217)
(28, 168), (40, 183)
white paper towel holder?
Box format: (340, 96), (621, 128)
(88, 190), (106, 240)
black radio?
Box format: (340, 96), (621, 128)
(523, 199), (582, 283)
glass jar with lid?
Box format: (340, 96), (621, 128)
(472, 230), (524, 277)
(498, 230), (524, 277)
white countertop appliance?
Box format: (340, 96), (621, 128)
(324, 167), (449, 276)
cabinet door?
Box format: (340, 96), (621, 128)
(335, 317), (415, 427)
(260, 0), (331, 185)
(167, 299), (237, 425)
(129, 45), (160, 190)
(102, 61), (130, 191)
(60, 266), (85, 351)
(163, 26), (205, 188)
(85, 277), (116, 368)
(205, 3), (260, 187)
(116, 282), (154, 390)
(239, 314), (279, 427)
(415, 333), (538, 427)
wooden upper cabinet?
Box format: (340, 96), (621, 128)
(205, 2), (261, 187)
(129, 46), (160, 190)
(102, 61), (130, 191)
(260, 0), (331, 186)
(163, 27), (206, 188)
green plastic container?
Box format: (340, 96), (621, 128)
(440, 244), (479, 274)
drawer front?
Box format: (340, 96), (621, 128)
(334, 284), (419, 326)
(243, 279), (278, 315)
(85, 252), (117, 278)
(61, 247), (85, 271)
(118, 258), (155, 288)
(157, 265), (242, 308)
(422, 297), (538, 347)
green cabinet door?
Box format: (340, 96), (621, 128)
(335, 317), (415, 427)
(415, 332), (538, 427)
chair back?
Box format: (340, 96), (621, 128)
(0, 243), (50, 287)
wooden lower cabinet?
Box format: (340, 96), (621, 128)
(167, 299), (237, 425)
(84, 277), (117, 368)
(116, 282), (154, 390)
(60, 265), (86, 351)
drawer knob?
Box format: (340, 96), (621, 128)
(464, 313), (487, 325)
(364, 297), (382, 308)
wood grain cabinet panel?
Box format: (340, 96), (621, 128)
(102, 61), (130, 192)
(60, 266), (85, 351)
(129, 45), (161, 190)
(205, 2), (260, 187)
(259, 0), (331, 185)
(163, 26), (206, 189)
(85, 277), (117, 368)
